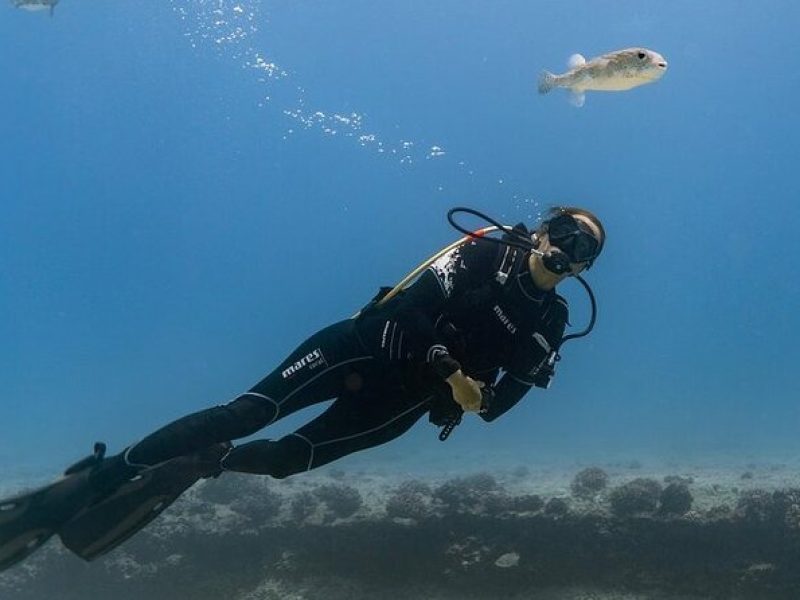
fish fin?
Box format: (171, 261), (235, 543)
(538, 70), (557, 95)
(568, 53), (586, 69)
(568, 90), (586, 108)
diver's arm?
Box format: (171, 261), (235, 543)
(480, 296), (569, 422)
(479, 373), (532, 422)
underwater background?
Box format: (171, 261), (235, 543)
(2, 2), (800, 597)
(3, 0), (799, 477)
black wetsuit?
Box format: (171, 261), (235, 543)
(124, 239), (569, 478)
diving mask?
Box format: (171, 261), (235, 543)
(545, 214), (601, 266)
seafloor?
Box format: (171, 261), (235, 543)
(2, 459), (799, 600)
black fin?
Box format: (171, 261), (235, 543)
(64, 442), (106, 476)
(59, 447), (226, 561)
(0, 464), (96, 572)
(0, 492), (55, 573)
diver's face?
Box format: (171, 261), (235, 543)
(539, 213), (602, 279)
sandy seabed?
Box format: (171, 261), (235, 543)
(1, 457), (799, 600)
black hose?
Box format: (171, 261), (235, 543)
(559, 274), (596, 346)
(447, 207), (535, 252)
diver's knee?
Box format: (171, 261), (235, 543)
(225, 393), (279, 435)
(269, 435), (312, 478)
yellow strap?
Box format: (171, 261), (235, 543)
(375, 225), (500, 306)
(350, 225), (506, 320)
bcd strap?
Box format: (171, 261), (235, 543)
(493, 223), (529, 286)
(355, 286), (395, 318)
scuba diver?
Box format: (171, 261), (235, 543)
(0, 206), (605, 570)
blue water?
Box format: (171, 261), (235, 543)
(1, 0), (799, 481)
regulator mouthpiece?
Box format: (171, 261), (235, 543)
(542, 250), (572, 275)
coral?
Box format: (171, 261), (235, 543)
(658, 482), (693, 516)
(10, 474), (800, 599)
(314, 484), (363, 519)
(433, 473), (501, 514)
(544, 497), (569, 517)
(385, 480), (434, 520)
(706, 504), (732, 520)
(290, 491), (319, 523)
(609, 478), (662, 517)
(737, 490), (773, 523)
(734, 488), (800, 527)
(234, 489), (282, 524)
(483, 493), (514, 517)
(509, 494), (544, 513)
(570, 467), (609, 498)
(767, 488), (800, 528)
(195, 476), (282, 523)
(461, 473), (500, 492)
(664, 475), (694, 486)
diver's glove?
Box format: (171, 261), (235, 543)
(445, 370), (485, 413)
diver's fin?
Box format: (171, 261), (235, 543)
(0, 486), (61, 572)
(59, 444), (230, 561)
(0, 443), (106, 573)
(569, 89), (586, 108)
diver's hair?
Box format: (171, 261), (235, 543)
(536, 205), (606, 260)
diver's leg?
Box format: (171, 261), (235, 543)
(221, 385), (432, 478)
(2, 321), (371, 566)
(120, 319), (373, 468)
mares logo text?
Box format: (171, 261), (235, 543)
(493, 305), (518, 335)
(281, 348), (327, 379)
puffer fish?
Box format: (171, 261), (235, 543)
(538, 47), (667, 107)
(11, 0), (58, 16)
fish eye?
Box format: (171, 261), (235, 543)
(637, 51), (647, 60)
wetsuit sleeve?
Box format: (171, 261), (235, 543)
(480, 374), (532, 422)
(393, 269), (458, 377)
(394, 241), (496, 378)
(480, 295), (569, 422)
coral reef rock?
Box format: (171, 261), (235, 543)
(570, 467), (610, 498)
(609, 477), (662, 517)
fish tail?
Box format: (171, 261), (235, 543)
(538, 70), (558, 94)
